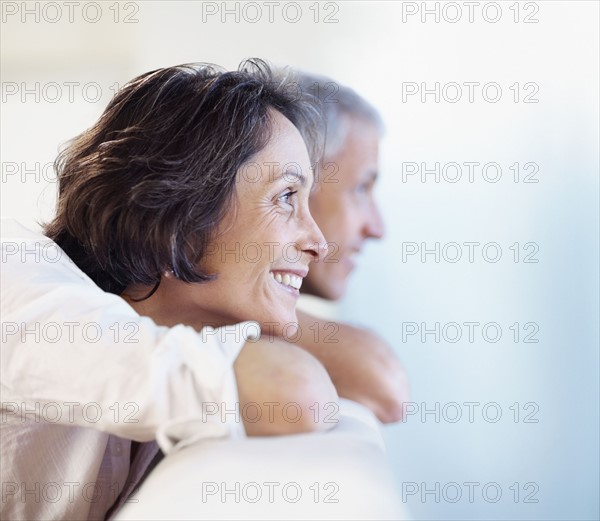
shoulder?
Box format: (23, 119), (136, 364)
(1, 218), (136, 323)
(2, 218), (94, 285)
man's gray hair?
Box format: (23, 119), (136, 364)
(289, 70), (384, 160)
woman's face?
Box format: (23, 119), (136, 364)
(155, 111), (326, 337)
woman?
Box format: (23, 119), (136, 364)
(46, 59), (326, 337)
(1, 60), (338, 521)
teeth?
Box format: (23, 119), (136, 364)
(270, 272), (303, 290)
(291, 275), (302, 290)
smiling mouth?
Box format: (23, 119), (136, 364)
(269, 271), (304, 291)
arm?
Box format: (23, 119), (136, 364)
(1, 222), (336, 442)
(235, 336), (339, 435)
(296, 310), (409, 423)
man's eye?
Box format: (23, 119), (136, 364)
(356, 183), (370, 194)
(278, 190), (297, 204)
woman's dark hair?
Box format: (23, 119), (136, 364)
(44, 59), (324, 295)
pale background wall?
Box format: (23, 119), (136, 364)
(1, 1), (598, 519)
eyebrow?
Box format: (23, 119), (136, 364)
(271, 168), (309, 188)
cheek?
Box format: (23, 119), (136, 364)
(262, 222), (296, 260)
(327, 204), (360, 246)
(311, 255), (342, 279)
(309, 201), (340, 241)
(213, 222), (275, 271)
(309, 261), (347, 299)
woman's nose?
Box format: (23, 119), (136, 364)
(301, 215), (328, 262)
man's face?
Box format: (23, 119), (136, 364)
(303, 116), (384, 300)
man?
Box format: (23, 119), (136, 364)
(291, 71), (409, 423)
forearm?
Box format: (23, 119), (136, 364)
(2, 227), (338, 441)
(234, 336), (339, 436)
(2, 314), (254, 441)
(2, 238), (257, 441)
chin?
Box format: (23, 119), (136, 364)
(317, 277), (347, 301)
(325, 287), (346, 301)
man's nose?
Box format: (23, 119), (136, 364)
(364, 201), (385, 240)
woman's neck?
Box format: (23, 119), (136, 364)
(121, 279), (228, 332)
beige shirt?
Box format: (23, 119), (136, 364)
(1, 219), (259, 520)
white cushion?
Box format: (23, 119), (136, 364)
(115, 399), (407, 520)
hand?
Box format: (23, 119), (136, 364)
(296, 311), (409, 423)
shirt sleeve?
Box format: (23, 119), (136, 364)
(0, 220), (261, 443)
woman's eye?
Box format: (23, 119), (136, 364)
(278, 190), (297, 205)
